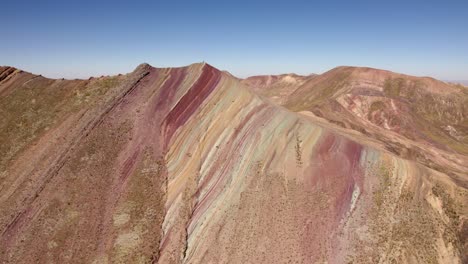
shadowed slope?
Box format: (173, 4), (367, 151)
(0, 63), (466, 263)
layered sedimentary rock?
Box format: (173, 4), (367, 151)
(0, 63), (466, 263)
(241, 66), (468, 190)
(280, 67), (468, 178)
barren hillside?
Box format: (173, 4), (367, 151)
(0, 64), (466, 263)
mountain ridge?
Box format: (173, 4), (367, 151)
(0, 62), (466, 263)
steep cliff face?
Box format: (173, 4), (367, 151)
(0, 63), (466, 263)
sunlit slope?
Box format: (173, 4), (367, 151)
(275, 66), (468, 186)
(286, 66), (468, 151)
(0, 63), (466, 263)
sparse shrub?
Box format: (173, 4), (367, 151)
(384, 78), (404, 97)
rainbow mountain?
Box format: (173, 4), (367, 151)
(0, 63), (466, 263)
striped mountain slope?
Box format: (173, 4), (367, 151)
(0, 63), (466, 263)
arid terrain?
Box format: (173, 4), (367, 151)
(0, 63), (467, 263)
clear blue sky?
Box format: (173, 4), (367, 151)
(2, 0), (468, 80)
